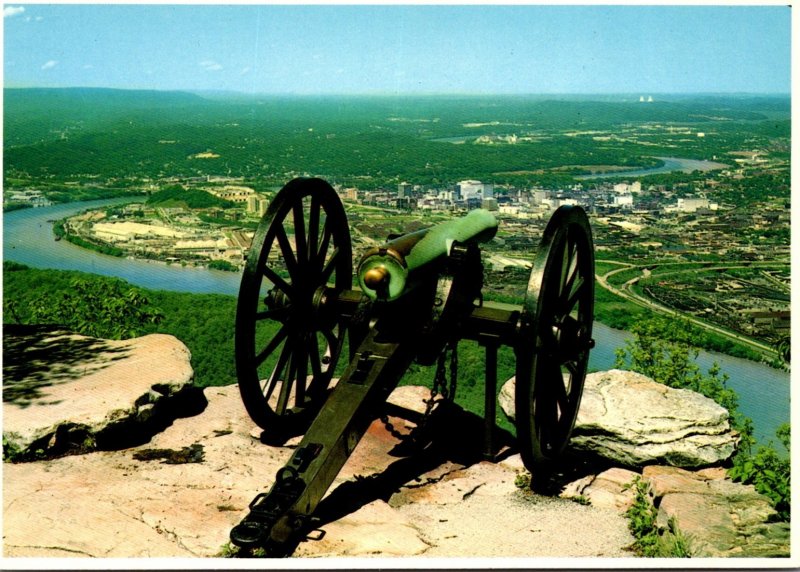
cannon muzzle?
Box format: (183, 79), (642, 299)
(356, 209), (498, 300)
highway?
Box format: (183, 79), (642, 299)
(595, 260), (786, 360)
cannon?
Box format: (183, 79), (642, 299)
(230, 177), (595, 555)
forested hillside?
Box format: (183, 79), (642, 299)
(4, 88), (790, 190)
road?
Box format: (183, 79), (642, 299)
(596, 260), (784, 360)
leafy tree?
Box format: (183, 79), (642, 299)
(207, 259), (238, 272)
(5, 272), (162, 339)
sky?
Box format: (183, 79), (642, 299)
(2, 3), (792, 95)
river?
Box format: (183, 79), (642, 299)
(3, 200), (790, 447)
(575, 156), (729, 180)
(3, 199), (242, 295)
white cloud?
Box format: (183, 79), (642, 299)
(41, 60), (58, 70)
(240, 66), (251, 76)
(200, 60), (223, 71)
(4, 6), (25, 18)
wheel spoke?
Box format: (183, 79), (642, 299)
(320, 247), (340, 284)
(292, 201), (308, 268)
(255, 306), (291, 322)
(306, 328), (336, 398)
(539, 321), (560, 353)
(262, 337), (292, 400)
(255, 324), (288, 366)
(275, 347), (297, 415)
(559, 231), (571, 290)
(262, 265), (293, 298)
(317, 223), (332, 270)
(552, 365), (570, 414)
(563, 275), (586, 315)
(307, 196), (321, 270)
(307, 334), (323, 379)
(562, 248), (580, 298)
(293, 340), (308, 408)
(274, 225), (299, 282)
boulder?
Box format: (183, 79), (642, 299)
(500, 370), (739, 468)
(3, 330), (200, 459)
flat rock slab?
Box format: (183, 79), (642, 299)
(642, 466), (790, 557)
(4, 385), (635, 559)
(3, 329), (196, 457)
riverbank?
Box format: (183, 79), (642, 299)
(576, 156), (730, 180)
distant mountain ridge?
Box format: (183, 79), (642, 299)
(5, 86), (208, 108)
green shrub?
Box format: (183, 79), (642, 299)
(729, 423), (791, 521)
(624, 477), (693, 557)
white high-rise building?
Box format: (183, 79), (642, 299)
(457, 180), (493, 200)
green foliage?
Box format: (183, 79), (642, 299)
(4, 268), (163, 340)
(624, 477), (693, 557)
(3, 264), (237, 388)
(2, 435), (23, 462)
(144, 290), (238, 388)
(4, 89), (789, 191)
(147, 186), (234, 209)
(729, 423), (791, 521)
(3, 202), (33, 212)
(514, 471), (532, 490)
(207, 259), (239, 272)
(592, 283), (652, 331)
(625, 477), (661, 556)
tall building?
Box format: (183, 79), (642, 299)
(457, 180), (493, 200)
(397, 182), (413, 198)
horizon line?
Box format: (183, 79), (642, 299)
(3, 85), (792, 98)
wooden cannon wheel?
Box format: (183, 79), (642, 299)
(235, 178), (353, 434)
(515, 206), (595, 472)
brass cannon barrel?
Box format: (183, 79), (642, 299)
(356, 209), (498, 300)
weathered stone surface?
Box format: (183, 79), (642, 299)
(20, 330), (786, 560)
(560, 467), (640, 511)
(3, 385), (288, 558)
(4, 382), (635, 559)
(293, 500), (430, 557)
(3, 331), (198, 458)
(501, 370), (739, 468)
(641, 465), (789, 558)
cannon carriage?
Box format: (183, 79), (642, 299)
(230, 177), (595, 555)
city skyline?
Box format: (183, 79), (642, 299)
(3, 4), (792, 95)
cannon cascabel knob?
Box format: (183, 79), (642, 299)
(363, 266), (390, 290)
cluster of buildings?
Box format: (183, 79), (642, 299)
(69, 203), (246, 267)
(338, 178), (722, 222)
(4, 188), (52, 208)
